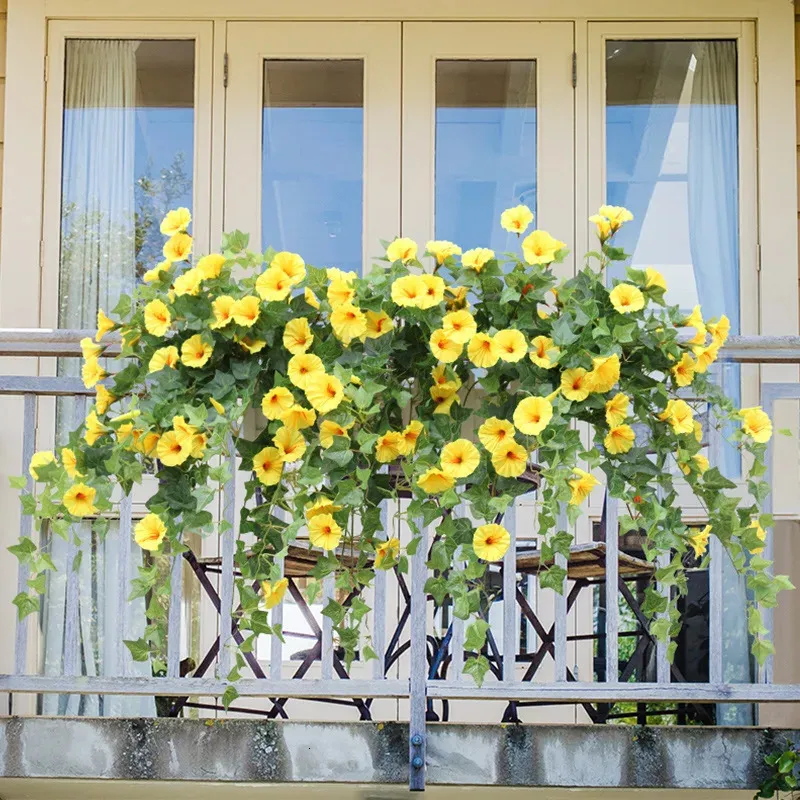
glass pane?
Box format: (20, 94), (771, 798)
(435, 60), (536, 251)
(605, 39), (739, 329)
(262, 60), (363, 272)
(59, 39), (195, 328)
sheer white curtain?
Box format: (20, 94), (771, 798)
(45, 39), (154, 717)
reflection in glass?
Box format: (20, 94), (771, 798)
(435, 60), (536, 252)
(262, 60), (364, 273)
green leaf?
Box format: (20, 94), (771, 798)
(13, 592), (39, 619)
(751, 637), (775, 666)
(124, 637), (151, 662)
(539, 564), (567, 593)
(463, 655), (491, 687)
(703, 467), (737, 491)
(551, 315), (578, 346)
(427, 540), (449, 573)
(321, 599), (347, 626)
(464, 618), (490, 652)
(221, 684), (240, 710)
(8, 475), (28, 490)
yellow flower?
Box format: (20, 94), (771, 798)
(319, 419), (354, 449)
(609, 283), (645, 314)
(308, 513), (343, 551)
(63, 483), (98, 517)
(430, 384), (460, 416)
(590, 205), (633, 238)
(143, 260), (171, 283)
(262, 578), (289, 610)
(693, 420), (704, 444)
(327, 277), (356, 308)
(432, 363), (461, 389)
(605, 393), (630, 427)
(84, 411), (108, 446)
(305, 373), (344, 414)
(529, 336), (559, 369)
(707, 314), (731, 347)
(96, 309), (116, 342)
(365, 310), (394, 339)
(645, 267), (667, 291)
(418, 275), (446, 309)
(163, 232), (193, 262)
(81, 357), (107, 389)
(440, 438), (481, 478)
(688, 525), (711, 559)
(280, 405), (317, 430)
(29, 451), (55, 479)
(494, 329), (528, 363)
(426, 240), (462, 265)
(692, 342), (720, 374)
(94, 384), (115, 414)
(305, 497), (344, 521)
(173, 267), (203, 297)
(160, 207), (191, 236)
(749, 518), (767, 555)
(375, 431), (404, 463)
(259, 387), (294, 420)
(209, 295), (235, 329)
(399, 420), (424, 455)
(671, 353), (696, 387)
(136, 431), (160, 457)
(305, 287), (321, 310)
(478, 417), (516, 453)
(491, 440), (528, 478)
(430, 329), (462, 363)
(740, 406), (772, 443)
(521, 230), (566, 265)
(568, 468), (599, 505)
(80, 336), (104, 360)
(239, 337), (267, 354)
(561, 367), (592, 402)
(500, 204), (534, 235)
(196, 253), (226, 280)
(281, 318), (313, 354)
(61, 447), (81, 479)
(604, 424), (635, 455)
(210, 397), (225, 415)
(143, 299), (171, 337)
(181, 335), (213, 368)
(473, 524), (511, 562)
(134, 513), (167, 551)
(461, 247), (495, 272)
(467, 333), (500, 368)
(391, 275), (426, 307)
(681, 453), (711, 476)
(514, 396), (553, 436)
(386, 237), (418, 263)
(271, 251), (306, 285)
(256, 267), (293, 302)
(147, 345), (179, 374)
(231, 295), (261, 327)
(157, 430), (192, 467)
(288, 352), (325, 390)
(588, 353), (620, 393)
(683, 305), (706, 346)
(446, 285), (469, 311)
(375, 537), (401, 569)
(417, 467), (456, 494)
(331, 302), (367, 342)
(273, 426), (307, 463)
(253, 446), (284, 486)
(327, 267), (358, 283)
(659, 399), (695, 435)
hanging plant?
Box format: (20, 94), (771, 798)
(11, 204), (792, 686)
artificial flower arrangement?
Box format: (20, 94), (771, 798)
(12, 203), (791, 689)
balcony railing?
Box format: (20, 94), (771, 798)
(1, 329), (800, 790)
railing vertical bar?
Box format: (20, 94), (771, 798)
(14, 393), (37, 675)
(115, 493), (133, 677)
(655, 485), (670, 684)
(167, 534), (183, 679)
(554, 504), (568, 682)
(269, 555), (284, 681)
(502, 500), (517, 682)
(321, 573), (335, 680)
(409, 519), (428, 791)
(218, 445), (236, 680)
(372, 499), (388, 680)
(604, 491), (619, 684)
(761, 391), (777, 684)
(708, 369), (725, 684)
(63, 394), (86, 679)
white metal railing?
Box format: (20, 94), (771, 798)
(1, 330), (800, 791)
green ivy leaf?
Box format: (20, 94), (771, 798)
(124, 637), (150, 662)
(464, 618), (490, 653)
(463, 655), (491, 687)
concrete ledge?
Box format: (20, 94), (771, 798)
(0, 718), (797, 789)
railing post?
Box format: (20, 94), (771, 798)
(708, 367), (725, 685)
(116, 493), (133, 677)
(321, 574), (335, 680)
(604, 491), (619, 684)
(502, 500), (517, 682)
(655, 488), (670, 684)
(409, 519), (427, 791)
(14, 393), (37, 677)
(167, 533), (183, 679)
(218, 444), (236, 680)
(554, 504), (568, 682)
(372, 499), (388, 680)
